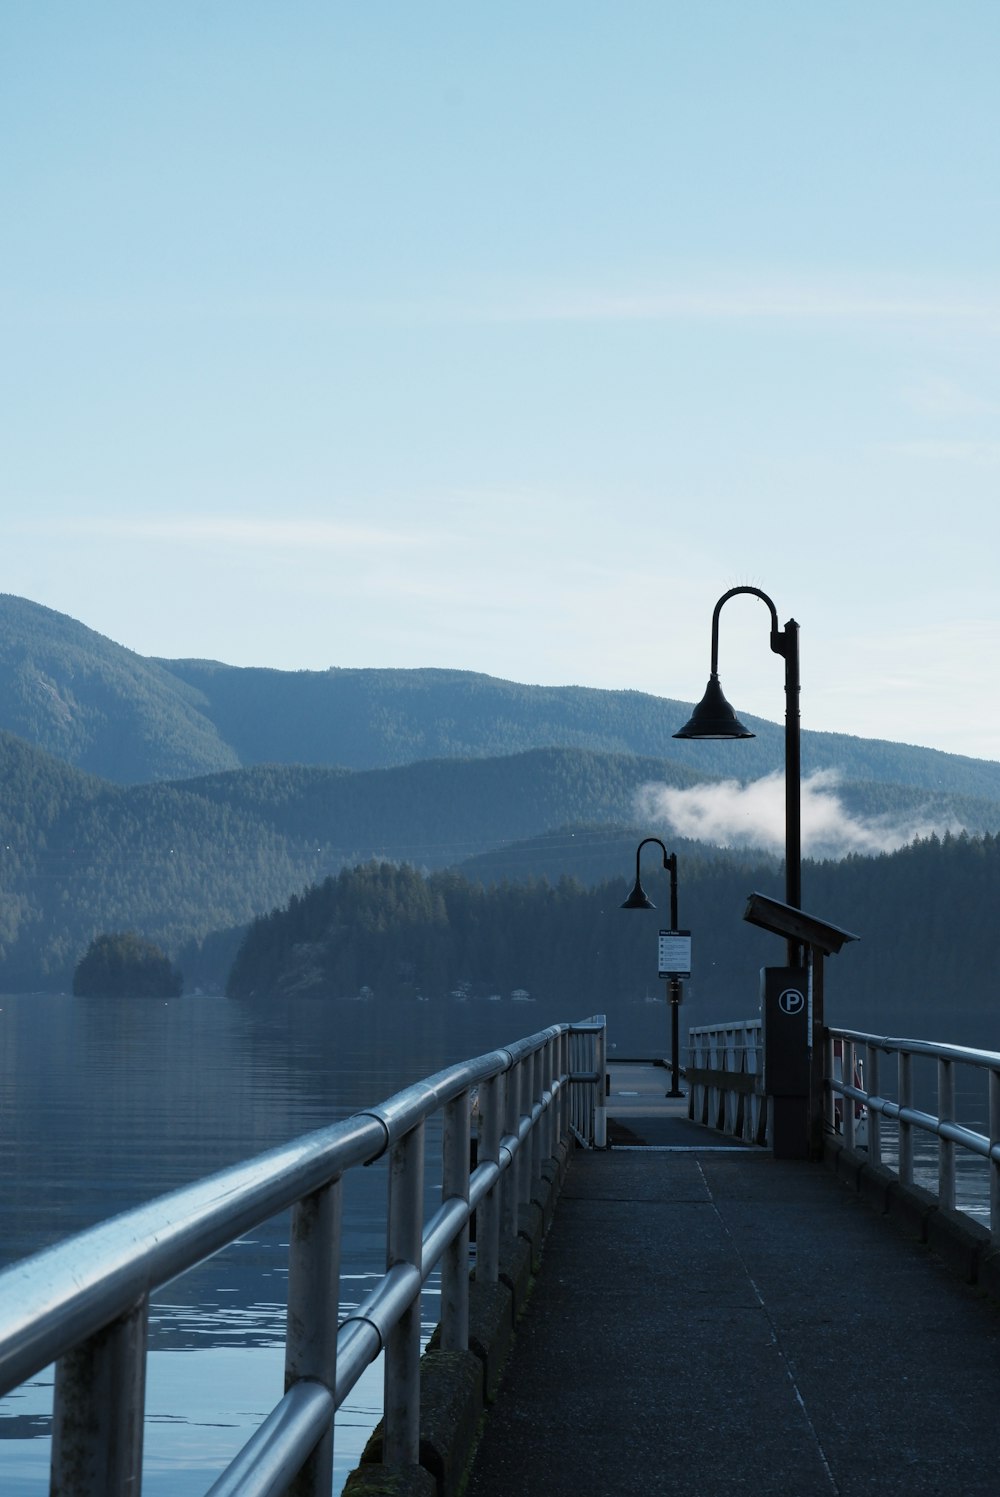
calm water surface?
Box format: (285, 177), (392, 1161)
(0, 991), (566, 1496)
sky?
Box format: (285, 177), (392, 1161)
(3, 4), (1000, 760)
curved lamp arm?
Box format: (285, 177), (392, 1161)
(622, 837), (678, 925)
(709, 586), (784, 672)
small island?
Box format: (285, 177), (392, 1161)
(73, 932), (184, 998)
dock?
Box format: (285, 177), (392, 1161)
(6, 1022), (1000, 1496)
(464, 1062), (1000, 1497)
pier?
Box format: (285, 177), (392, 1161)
(3, 1019), (1000, 1495)
(466, 1062), (1000, 1497)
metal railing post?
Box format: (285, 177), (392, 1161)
(898, 1050), (913, 1187)
(383, 1121), (424, 1466)
(593, 1017), (607, 1149)
(537, 1042), (550, 1177)
(938, 1057), (956, 1211)
(824, 1030), (836, 1135)
(51, 1295), (149, 1497)
(688, 1027), (703, 1124)
(566, 1027), (576, 1144)
(477, 1074), (502, 1283)
(843, 1038), (856, 1152)
(566, 1031), (576, 1137)
(724, 1029), (737, 1135)
(440, 1092), (471, 1352)
(552, 1032), (563, 1150)
(502, 1059), (521, 1239)
(526, 1049), (540, 1204)
(285, 1178), (342, 1497)
(519, 1055), (534, 1210)
(990, 1068), (1000, 1243)
(574, 1029), (585, 1139)
(748, 1025), (763, 1143)
(541, 1036), (554, 1168)
(866, 1043), (881, 1166)
(709, 1031), (721, 1132)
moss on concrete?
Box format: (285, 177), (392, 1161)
(342, 1139), (573, 1496)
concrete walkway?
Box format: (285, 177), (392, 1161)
(465, 1071), (1000, 1496)
(604, 1059), (754, 1149)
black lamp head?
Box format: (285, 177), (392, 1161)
(621, 879), (656, 911)
(673, 673), (755, 740)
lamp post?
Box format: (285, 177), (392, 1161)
(621, 836), (685, 1097)
(673, 586), (802, 967)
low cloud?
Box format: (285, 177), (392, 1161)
(635, 769), (964, 860)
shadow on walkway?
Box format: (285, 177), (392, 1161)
(466, 1145), (1000, 1497)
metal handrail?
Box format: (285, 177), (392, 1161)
(0, 1013), (607, 1495)
(826, 1026), (1000, 1241)
(687, 1019), (768, 1145)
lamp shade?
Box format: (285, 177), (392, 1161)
(621, 879), (656, 910)
(673, 674), (755, 740)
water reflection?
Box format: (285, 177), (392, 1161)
(0, 990), (552, 1495)
(846, 1041), (996, 1225)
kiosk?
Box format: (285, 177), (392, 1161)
(743, 893), (859, 1160)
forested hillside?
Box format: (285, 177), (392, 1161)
(456, 775), (1000, 886)
(182, 748), (707, 863)
(0, 734), (713, 988)
(166, 657), (1000, 799)
(6, 714), (1000, 994)
(5, 595), (1000, 800)
(6, 592), (1000, 1012)
(226, 859), (787, 1015)
(0, 595), (238, 782)
(0, 732), (317, 988)
(226, 837), (1000, 1044)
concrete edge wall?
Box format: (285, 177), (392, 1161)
(342, 1136), (572, 1497)
(824, 1137), (1000, 1298)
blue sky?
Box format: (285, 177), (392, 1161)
(3, 4), (999, 757)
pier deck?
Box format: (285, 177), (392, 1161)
(465, 1064), (1000, 1496)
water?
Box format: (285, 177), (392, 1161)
(0, 990), (568, 1496)
(875, 1116), (993, 1225)
(855, 1047), (998, 1227)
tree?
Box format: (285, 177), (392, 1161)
(72, 932), (183, 998)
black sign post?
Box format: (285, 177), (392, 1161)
(762, 965), (810, 1159)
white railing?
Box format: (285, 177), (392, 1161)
(827, 1027), (1000, 1240)
(567, 1017), (607, 1148)
(687, 1020), (767, 1145)
(0, 1015), (607, 1496)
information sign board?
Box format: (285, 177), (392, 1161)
(657, 930), (691, 979)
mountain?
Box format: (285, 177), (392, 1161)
(0, 595), (238, 782)
(6, 708), (1000, 994)
(6, 592), (1000, 1004)
(4, 595), (1000, 799)
(0, 733), (716, 989)
(180, 748), (708, 864)
(0, 731), (316, 988)
(163, 656), (1000, 796)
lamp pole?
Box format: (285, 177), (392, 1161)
(621, 836), (685, 1097)
(674, 586), (802, 967)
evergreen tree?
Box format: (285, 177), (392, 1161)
(72, 932), (183, 998)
